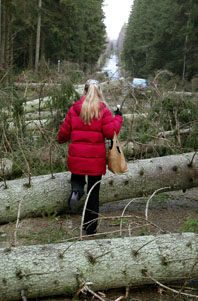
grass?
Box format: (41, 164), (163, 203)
(18, 227), (64, 244)
(182, 216), (198, 233)
(151, 193), (170, 202)
(17, 222), (75, 245)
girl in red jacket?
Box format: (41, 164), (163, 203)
(57, 79), (122, 235)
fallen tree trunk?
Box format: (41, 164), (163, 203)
(7, 113), (145, 132)
(8, 119), (48, 131)
(157, 128), (191, 138)
(12, 80), (112, 114)
(0, 232), (198, 301)
(21, 111), (53, 121)
(164, 91), (198, 97)
(24, 96), (51, 113)
(121, 127), (192, 157)
(0, 152), (197, 224)
(14, 82), (61, 87)
(123, 113), (148, 121)
(122, 139), (171, 157)
(6, 110), (52, 122)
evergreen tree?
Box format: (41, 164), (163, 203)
(9, 0), (37, 69)
(1, 0), (106, 73)
(122, 0), (198, 80)
(43, 0), (106, 68)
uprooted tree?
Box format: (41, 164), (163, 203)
(0, 152), (197, 224)
(0, 232), (198, 300)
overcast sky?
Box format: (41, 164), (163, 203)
(103, 0), (134, 40)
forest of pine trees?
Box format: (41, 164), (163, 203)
(122, 0), (198, 81)
(0, 0), (106, 73)
(1, 0), (198, 83)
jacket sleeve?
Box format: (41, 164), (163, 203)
(102, 107), (122, 139)
(57, 109), (72, 144)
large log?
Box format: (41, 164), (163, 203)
(121, 127), (191, 157)
(6, 111), (52, 122)
(122, 138), (171, 157)
(0, 232), (198, 300)
(12, 80), (113, 114)
(6, 115), (150, 133)
(8, 119), (48, 130)
(0, 152), (198, 224)
(123, 113), (148, 121)
(24, 96), (52, 113)
(157, 128), (191, 138)
(164, 91), (198, 97)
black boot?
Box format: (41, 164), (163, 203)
(68, 190), (81, 213)
(68, 174), (86, 213)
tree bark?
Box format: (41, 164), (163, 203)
(28, 32), (34, 69)
(2, 0), (9, 71)
(8, 119), (48, 130)
(0, 0), (4, 66)
(0, 232), (198, 300)
(157, 128), (191, 138)
(164, 91), (198, 97)
(0, 0), (2, 66)
(35, 0), (42, 73)
(122, 139), (171, 157)
(24, 96), (51, 113)
(122, 127), (192, 157)
(0, 158), (13, 177)
(123, 113), (148, 121)
(0, 152), (198, 224)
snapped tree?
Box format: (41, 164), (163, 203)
(0, 152), (197, 224)
(0, 233), (198, 300)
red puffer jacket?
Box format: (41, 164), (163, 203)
(57, 96), (122, 175)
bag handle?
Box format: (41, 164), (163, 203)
(109, 132), (121, 153)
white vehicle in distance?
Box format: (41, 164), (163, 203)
(131, 78), (152, 88)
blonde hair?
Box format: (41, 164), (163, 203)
(80, 80), (103, 125)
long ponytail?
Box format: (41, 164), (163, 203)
(80, 81), (103, 125)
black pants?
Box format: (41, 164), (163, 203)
(71, 173), (102, 234)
